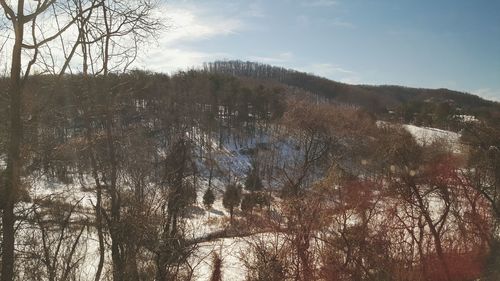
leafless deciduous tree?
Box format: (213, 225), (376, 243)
(0, 0), (161, 280)
(0, 1), (103, 280)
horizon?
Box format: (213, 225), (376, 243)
(135, 0), (500, 102)
(162, 60), (500, 103)
(1, 58), (497, 103)
(1, 0), (499, 102)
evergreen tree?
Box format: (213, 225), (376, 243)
(244, 165), (263, 192)
(210, 253), (223, 281)
(223, 183), (242, 223)
(203, 187), (216, 210)
(241, 193), (257, 214)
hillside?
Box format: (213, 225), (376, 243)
(0, 70), (499, 281)
(204, 61), (500, 128)
(1, 0), (499, 280)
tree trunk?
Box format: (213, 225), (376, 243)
(411, 183), (451, 281)
(106, 116), (124, 281)
(124, 246), (140, 281)
(2, 9), (24, 281)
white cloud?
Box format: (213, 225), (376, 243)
(159, 5), (242, 45)
(306, 63), (355, 75)
(247, 52), (294, 63)
(140, 2), (244, 72)
(0, 1), (245, 75)
(300, 63), (361, 84)
(138, 47), (229, 73)
(472, 88), (500, 102)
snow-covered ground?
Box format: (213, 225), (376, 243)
(191, 237), (248, 281)
(21, 130), (273, 281)
(17, 122), (467, 280)
(377, 121), (462, 152)
(403, 124), (461, 151)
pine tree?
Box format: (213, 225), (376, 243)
(244, 165), (263, 192)
(203, 187), (216, 210)
(241, 193), (257, 214)
(222, 183), (242, 223)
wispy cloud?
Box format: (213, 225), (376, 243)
(138, 47), (229, 73)
(302, 0), (338, 7)
(300, 63), (361, 84)
(141, 2), (244, 72)
(329, 18), (355, 28)
(244, 2), (266, 18)
(296, 15), (311, 26)
(472, 88), (500, 102)
(297, 15), (354, 29)
(306, 63), (355, 75)
(248, 52), (294, 63)
(159, 5), (242, 45)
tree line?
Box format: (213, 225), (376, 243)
(0, 67), (499, 280)
(1, 1), (499, 280)
(204, 60), (500, 128)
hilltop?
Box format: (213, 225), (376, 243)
(203, 60), (500, 129)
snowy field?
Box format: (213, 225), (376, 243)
(17, 123), (466, 280)
(403, 124), (461, 152)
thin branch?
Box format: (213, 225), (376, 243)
(22, 1), (42, 83)
(21, 1), (103, 50)
(0, 0), (16, 22)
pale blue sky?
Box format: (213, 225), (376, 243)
(139, 0), (500, 101)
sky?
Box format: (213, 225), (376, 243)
(1, 1), (498, 101)
(31, 0), (500, 101)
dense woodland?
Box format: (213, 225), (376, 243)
(0, 69), (499, 281)
(204, 61), (500, 130)
(1, 1), (500, 281)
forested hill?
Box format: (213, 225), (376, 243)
(1, 64), (499, 281)
(1, 62), (498, 134)
(203, 61), (500, 126)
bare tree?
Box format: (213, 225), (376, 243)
(0, 1), (102, 280)
(32, 197), (87, 281)
(0, 1), (161, 280)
